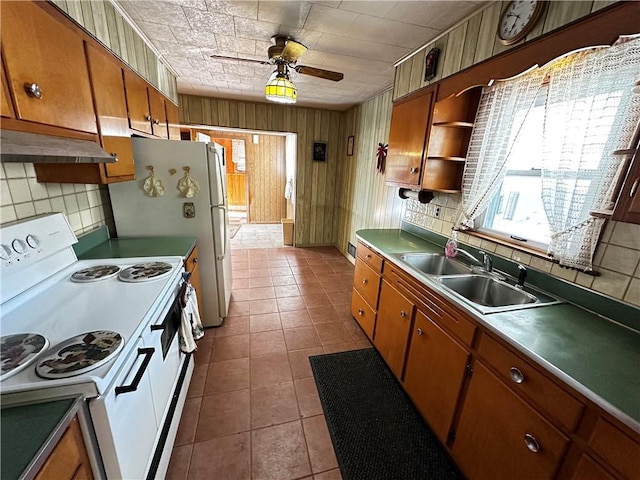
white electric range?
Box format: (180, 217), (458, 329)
(0, 213), (194, 480)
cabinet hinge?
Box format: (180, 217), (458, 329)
(465, 364), (474, 377)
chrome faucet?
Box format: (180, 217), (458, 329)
(516, 264), (527, 289)
(454, 248), (485, 269)
(479, 251), (493, 272)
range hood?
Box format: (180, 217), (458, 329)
(0, 129), (118, 163)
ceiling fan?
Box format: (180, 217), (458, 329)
(211, 35), (344, 104)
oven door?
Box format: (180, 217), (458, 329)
(89, 338), (157, 480)
(145, 294), (183, 425)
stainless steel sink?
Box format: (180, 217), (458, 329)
(396, 253), (472, 276)
(437, 275), (560, 314)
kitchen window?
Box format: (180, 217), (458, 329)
(458, 36), (640, 270)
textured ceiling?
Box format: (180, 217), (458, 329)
(117, 1), (484, 110)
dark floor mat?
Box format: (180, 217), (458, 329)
(309, 348), (461, 480)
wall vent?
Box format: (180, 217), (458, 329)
(347, 242), (356, 258)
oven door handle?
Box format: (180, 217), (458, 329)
(115, 347), (155, 396)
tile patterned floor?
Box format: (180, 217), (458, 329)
(167, 244), (368, 479)
(230, 224), (286, 249)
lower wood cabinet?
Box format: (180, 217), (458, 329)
(35, 417), (93, 480)
(403, 309), (470, 444)
(373, 279), (414, 379)
(185, 246), (203, 319)
(452, 362), (570, 479)
(571, 455), (616, 480)
(350, 289), (376, 339)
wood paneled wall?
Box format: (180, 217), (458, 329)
(393, 0), (617, 100)
(179, 96), (343, 246)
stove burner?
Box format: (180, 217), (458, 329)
(119, 262), (173, 283)
(1, 333), (49, 381)
(71, 265), (121, 282)
(35, 331), (124, 379)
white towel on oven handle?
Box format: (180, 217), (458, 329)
(179, 284), (204, 354)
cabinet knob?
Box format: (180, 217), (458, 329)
(24, 82), (43, 99)
(365, 254), (371, 259)
(524, 433), (540, 453)
(193, 257), (198, 264)
(358, 309), (364, 316)
(630, 178), (639, 198)
(361, 278), (368, 284)
(417, 328), (423, 336)
(153, 118), (160, 125)
(509, 367), (525, 384)
(410, 167), (419, 174)
(110, 153), (119, 162)
(145, 115), (152, 122)
(400, 310), (407, 318)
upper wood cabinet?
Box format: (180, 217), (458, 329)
(386, 86), (436, 186)
(166, 101), (181, 140)
(124, 70), (169, 139)
(1, 1), (97, 135)
(421, 86), (482, 193)
(1, 59), (15, 118)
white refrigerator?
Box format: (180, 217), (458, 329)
(109, 137), (232, 327)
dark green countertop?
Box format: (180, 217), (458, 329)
(1, 398), (77, 480)
(78, 236), (197, 260)
(356, 228), (640, 428)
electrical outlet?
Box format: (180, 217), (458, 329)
(435, 207), (441, 218)
(183, 202), (195, 218)
(347, 242), (356, 258)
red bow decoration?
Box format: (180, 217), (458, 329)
(377, 143), (388, 174)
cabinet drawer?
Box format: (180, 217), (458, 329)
(351, 288), (376, 340)
(589, 417), (640, 480)
(35, 418), (86, 480)
(571, 454), (616, 480)
(453, 362), (570, 479)
(356, 242), (383, 272)
(353, 259), (381, 309)
(478, 334), (584, 432)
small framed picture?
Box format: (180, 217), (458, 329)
(347, 136), (355, 156)
(424, 48), (439, 81)
(313, 142), (327, 162)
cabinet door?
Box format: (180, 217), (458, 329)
(85, 44), (135, 178)
(148, 89), (168, 138)
(351, 288), (376, 339)
(612, 155), (640, 224)
(166, 100), (181, 140)
(452, 362), (570, 480)
(403, 309), (470, 443)
(123, 70), (152, 135)
(386, 86), (435, 186)
(571, 455), (615, 480)
(1, 1), (97, 133)
(35, 417), (93, 480)
(374, 279), (414, 379)
(353, 259), (381, 309)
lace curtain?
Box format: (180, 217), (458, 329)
(541, 36), (640, 270)
(456, 68), (546, 229)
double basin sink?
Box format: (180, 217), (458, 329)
(390, 252), (560, 314)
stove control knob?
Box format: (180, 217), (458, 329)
(12, 239), (27, 254)
(0, 244), (12, 260)
(26, 234), (41, 249)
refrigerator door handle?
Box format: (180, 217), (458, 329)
(211, 205), (228, 260)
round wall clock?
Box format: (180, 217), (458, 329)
(497, 0), (548, 46)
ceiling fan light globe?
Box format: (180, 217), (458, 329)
(265, 76), (297, 104)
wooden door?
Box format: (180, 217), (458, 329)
(452, 362), (570, 480)
(148, 89), (168, 138)
(403, 309), (470, 443)
(123, 70), (152, 135)
(386, 86), (436, 186)
(1, 1), (97, 133)
(1, 59), (15, 118)
(374, 280), (414, 379)
(85, 44), (134, 178)
(245, 134), (287, 222)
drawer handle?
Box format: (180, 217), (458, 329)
(417, 328), (423, 336)
(358, 309), (364, 316)
(361, 278), (368, 285)
(115, 347), (155, 395)
(630, 178), (639, 198)
(524, 433), (540, 453)
(365, 254), (371, 259)
(24, 82), (43, 99)
(509, 367), (525, 384)
(400, 310), (407, 318)
(410, 167), (419, 174)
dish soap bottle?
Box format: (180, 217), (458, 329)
(445, 230), (458, 258)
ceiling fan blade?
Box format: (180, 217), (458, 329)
(294, 65), (344, 82)
(210, 54), (271, 66)
(280, 40), (308, 63)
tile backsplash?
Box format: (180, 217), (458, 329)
(0, 163), (112, 236)
(404, 194), (640, 307)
